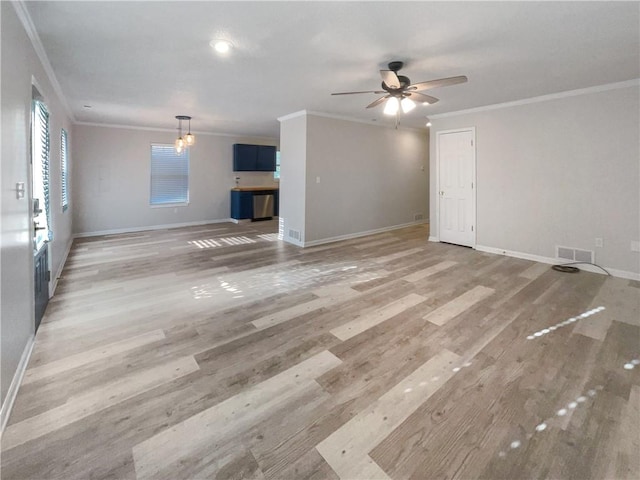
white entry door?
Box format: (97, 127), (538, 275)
(437, 129), (476, 247)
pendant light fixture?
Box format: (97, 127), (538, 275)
(175, 115), (195, 153)
(184, 117), (195, 146)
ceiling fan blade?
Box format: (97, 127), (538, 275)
(366, 96), (390, 109)
(407, 75), (468, 92)
(380, 70), (401, 89)
(331, 90), (378, 96)
(406, 92), (439, 105)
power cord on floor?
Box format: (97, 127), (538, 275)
(552, 262), (611, 276)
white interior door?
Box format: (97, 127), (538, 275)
(438, 129), (476, 247)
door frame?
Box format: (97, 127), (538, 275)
(434, 127), (477, 247)
(31, 77), (51, 330)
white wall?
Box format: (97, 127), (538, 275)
(279, 112), (429, 246)
(72, 124), (278, 235)
(278, 113), (307, 245)
(430, 83), (640, 277)
(1, 2), (73, 422)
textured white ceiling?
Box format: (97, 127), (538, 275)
(25, 1), (640, 138)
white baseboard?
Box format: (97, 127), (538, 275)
(51, 238), (73, 297)
(428, 236), (439, 243)
(283, 237), (305, 247)
(229, 218), (254, 225)
(1, 334), (35, 434)
(302, 220), (427, 248)
(73, 218), (233, 238)
(475, 245), (640, 281)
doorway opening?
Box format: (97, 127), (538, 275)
(31, 85), (51, 331)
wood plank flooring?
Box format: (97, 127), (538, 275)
(1, 220), (639, 479)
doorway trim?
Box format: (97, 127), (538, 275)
(434, 126), (477, 247)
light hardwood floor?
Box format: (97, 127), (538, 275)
(2, 221), (639, 479)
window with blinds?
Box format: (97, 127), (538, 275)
(61, 128), (69, 211)
(150, 144), (189, 206)
(32, 99), (52, 248)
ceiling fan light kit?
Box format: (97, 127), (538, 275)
(331, 61), (468, 123)
(175, 115), (195, 153)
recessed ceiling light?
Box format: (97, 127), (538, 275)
(210, 39), (233, 54)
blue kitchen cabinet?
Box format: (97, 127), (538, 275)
(233, 144), (276, 171)
(231, 189), (279, 220)
(230, 191), (254, 219)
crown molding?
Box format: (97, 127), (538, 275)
(12, 1), (76, 122)
(430, 79), (640, 119)
(279, 109), (427, 134)
(73, 121), (278, 141)
(277, 110), (308, 122)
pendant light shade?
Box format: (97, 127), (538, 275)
(401, 97), (416, 113)
(175, 115), (195, 152)
(184, 117), (195, 146)
(383, 97), (399, 116)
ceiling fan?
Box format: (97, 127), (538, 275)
(331, 61), (467, 116)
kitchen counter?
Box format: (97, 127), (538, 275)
(231, 186), (279, 192)
(231, 188), (279, 220)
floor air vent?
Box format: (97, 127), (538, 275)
(556, 246), (594, 263)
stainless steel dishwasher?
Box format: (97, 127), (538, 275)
(252, 193), (274, 220)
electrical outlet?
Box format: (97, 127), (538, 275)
(595, 238), (603, 248)
(631, 241), (640, 252)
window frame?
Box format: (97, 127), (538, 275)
(273, 150), (281, 179)
(60, 128), (69, 212)
(149, 143), (190, 207)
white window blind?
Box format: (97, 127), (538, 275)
(61, 128), (69, 211)
(274, 151), (281, 179)
(33, 99), (52, 246)
(150, 144), (189, 205)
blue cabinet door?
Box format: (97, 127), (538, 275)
(231, 191), (253, 219)
(256, 145), (276, 171)
(233, 144), (258, 171)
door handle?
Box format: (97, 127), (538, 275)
(440, 191), (444, 196)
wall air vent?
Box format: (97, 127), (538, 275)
(556, 245), (594, 264)
(288, 229), (301, 241)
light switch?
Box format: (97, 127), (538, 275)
(316, 176), (320, 184)
(16, 182), (25, 199)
